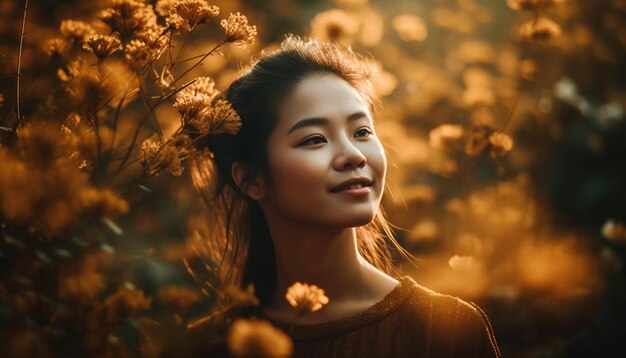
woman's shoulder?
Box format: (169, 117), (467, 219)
(400, 276), (487, 323)
(397, 276), (502, 357)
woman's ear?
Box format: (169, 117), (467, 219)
(231, 161), (266, 200)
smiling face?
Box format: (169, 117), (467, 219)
(258, 73), (387, 228)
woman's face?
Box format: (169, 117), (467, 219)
(260, 73), (387, 228)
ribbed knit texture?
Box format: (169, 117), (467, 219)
(254, 275), (501, 357)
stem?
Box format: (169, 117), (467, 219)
(497, 91), (519, 133)
(138, 80), (163, 138)
(172, 40), (226, 85)
(107, 80), (196, 185)
(101, 87), (129, 178)
(171, 28), (195, 68)
(9, 0), (29, 144)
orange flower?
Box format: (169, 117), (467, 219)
(310, 9), (359, 43)
(464, 125), (491, 157)
(391, 14), (428, 42)
(59, 19), (96, 43)
(220, 12), (257, 48)
(519, 17), (562, 42)
(285, 282), (329, 313)
(169, 0), (219, 31)
(227, 318), (293, 358)
(488, 132), (514, 158)
(429, 124), (464, 151)
(44, 37), (71, 57)
(139, 137), (189, 177)
(191, 99), (242, 136)
(83, 34), (122, 61)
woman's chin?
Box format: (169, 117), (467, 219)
(330, 211), (377, 228)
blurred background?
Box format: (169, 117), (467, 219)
(1, 0), (625, 356)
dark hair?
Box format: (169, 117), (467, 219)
(190, 35), (411, 308)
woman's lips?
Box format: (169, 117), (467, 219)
(331, 185), (371, 197)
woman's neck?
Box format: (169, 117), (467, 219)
(261, 218), (398, 322)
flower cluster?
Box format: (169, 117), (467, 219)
(83, 34), (122, 61)
(167, 0), (220, 31)
(285, 282), (330, 313)
(227, 318), (293, 358)
(173, 77), (242, 137)
(98, 0), (158, 40)
(220, 12), (257, 48)
(391, 14), (428, 42)
(173, 77), (220, 119)
(139, 136), (190, 177)
(519, 17), (562, 42)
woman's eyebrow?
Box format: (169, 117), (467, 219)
(288, 111), (369, 134)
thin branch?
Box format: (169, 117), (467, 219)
(8, 0), (29, 144)
(138, 80), (163, 138)
(107, 79), (196, 184)
(171, 29), (195, 67)
(172, 40), (226, 85)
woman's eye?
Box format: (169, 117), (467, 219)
(355, 128), (373, 138)
(300, 136), (326, 146)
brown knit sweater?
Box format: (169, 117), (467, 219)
(255, 275), (501, 357)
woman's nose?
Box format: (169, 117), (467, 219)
(333, 140), (367, 171)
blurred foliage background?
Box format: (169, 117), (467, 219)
(1, 0), (625, 356)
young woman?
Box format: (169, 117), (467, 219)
(191, 35), (501, 357)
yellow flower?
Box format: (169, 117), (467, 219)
(520, 59), (538, 81)
(83, 34), (122, 61)
(191, 99), (242, 136)
(462, 87), (496, 107)
(407, 219), (439, 244)
(59, 19), (96, 43)
(155, 0), (178, 16)
(429, 124), (464, 151)
(44, 37), (71, 57)
(391, 14), (428, 42)
(173, 76), (220, 119)
(139, 137), (189, 177)
(227, 318), (293, 358)
(169, 0), (220, 30)
(448, 255), (481, 271)
(488, 132), (514, 158)
(124, 39), (161, 69)
(285, 282), (329, 313)
(80, 187), (129, 219)
(310, 9), (359, 43)
(220, 12), (257, 48)
(519, 17), (562, 42)
(99, 0), (158, 40)
(464, 125), (491, 157)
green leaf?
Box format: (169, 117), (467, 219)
(102, 218), (124, 235)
